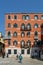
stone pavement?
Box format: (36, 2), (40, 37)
(0, 57), (43, 65)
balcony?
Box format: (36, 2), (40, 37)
(20, 44), (25, 48)
(26, 27), (31, 31)
(34, 36), (38, 40)
(20, 27), (31, 31)
(25, 44), (31, 49)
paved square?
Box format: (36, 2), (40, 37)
(0, 57), (43, 65)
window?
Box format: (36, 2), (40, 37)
(13, 23), (18, 28)
(8, 23), (11, 27)
(34, 24), (38, 28)
(27, 49), (30, 54)
(13, 40), (17, 45)
(14, 49), (17, 54)
(14, 15), (17, 19)
(8, 15), (10, 19)
(34, 41), (38, 47)
(26, 40), (31, 46)
(41, 15), (43, 20)
(21, 49), (24, 54)
(8, 49), (11, 54)
(34, 41), (37, 45)
(34, 15), (38, 20)
(8, 31), (11, 37)
(21, 40), (25, 46)
(21, 23), (25, 30)
(26, 15), (30, 20)
(22, 15), (26, 20)
(8, 40), (11, 45)
(13, 32), (17, 37)
(34, 31), (38, 36)
(22, 15), (30, 20)
(26, 23), (31, 30)
(27, 32), (30, 37)
(21, 32), (25, 37)
(34, 31), (38, 40)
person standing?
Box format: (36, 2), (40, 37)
(18, 54), (23, 63)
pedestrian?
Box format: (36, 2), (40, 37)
(18, 54), (23, 63)
(17, 52), (21, 61)
(2, 52), (5, 58)
(7, 53), (8, 57)
(16, 54), (18, 60)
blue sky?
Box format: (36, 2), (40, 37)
(0, 0), (43, 35)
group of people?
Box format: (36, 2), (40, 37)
(16, 53), (23, 63)
(2, 51), (23, 63)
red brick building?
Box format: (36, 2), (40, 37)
(5, 13), (43, 57)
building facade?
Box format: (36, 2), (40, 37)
(5, 13), (43, 57)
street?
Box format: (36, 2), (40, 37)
(0, 57), (43, 65)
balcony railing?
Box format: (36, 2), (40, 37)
(34, 36), (38, 40)
(21, 45), (25, 48)
(21, 44), (31, 48)
(20, 27), (31, 31)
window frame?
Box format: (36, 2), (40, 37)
(14, 15), (17, 19)
(8, 49), (11, 54)
(13, 23), (18, 28)
(34, 24), (38, 28)
(13, 40), (17, 46)
(13, 32), (17, 37)
(8, 23), (11, 28)
(26, 15), (30, 20)
(8, 31), (11, 37)
(14, 49), (17, 54)
(22, 15), (26, 20)
(21, 32), (25, 37)
(41, 15), (43, 20)
(34, 15), (38, 20)
(8, 15), (11, 19)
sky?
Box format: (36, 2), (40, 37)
(0, 0), (43, 36)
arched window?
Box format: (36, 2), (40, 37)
(41, 15), (43, 19)
(34, 41), (37, 45)
(26, 40), (31, 46)
(8, 40), (11, 45)
(27, 32), (30, 37)
(8, 15), (11, 19)
(14, 15), (17, 19)
(34, 31), (38, 36)
(8, 31), (11, 37)
(26, 23), (31, 30)
(34, 31), (38, 40)
(34, 15), (38, 20)
(8, 23), (11, 27)
(21, 23), (25, 30)
(21, 32), (25, 37)
(34, 24), (38, 28)
(21, 40), (25, 46)
(13, 40), (17, 46)
(26, 15), (30, 20)
(13, 32), (17, 37)
(13, 23), (18, 28)
(22, 15), (26, 20)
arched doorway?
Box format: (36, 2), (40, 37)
(0, 42), (5, 57)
